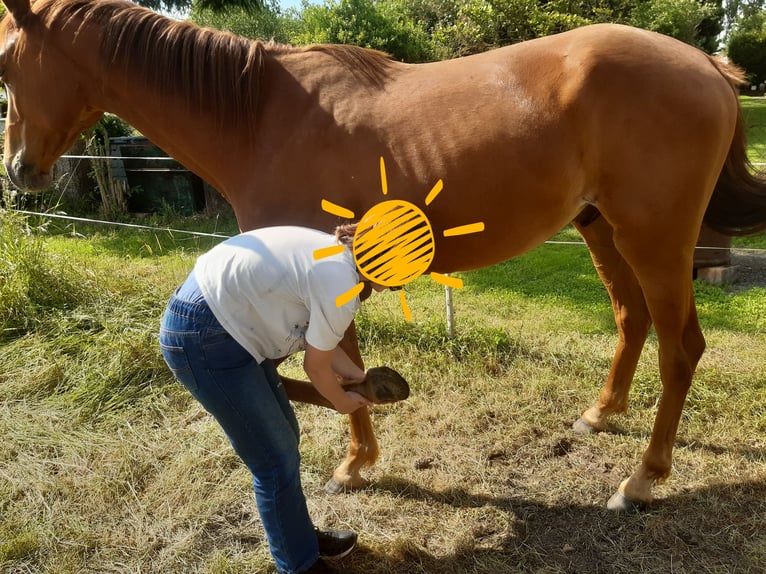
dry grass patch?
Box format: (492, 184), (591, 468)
(1, 218), (764, 573)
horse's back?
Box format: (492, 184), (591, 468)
(424, 24), (734, 108)
(254, 24), (742, 270)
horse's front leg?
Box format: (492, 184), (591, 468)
(281, 376), (378, 493)
(278, 321), (379, 493)
(326, 321), (379, 493)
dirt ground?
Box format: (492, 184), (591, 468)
(727, 249), (766, 290)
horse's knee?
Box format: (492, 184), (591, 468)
(622, 316), (651, 344)
(684, 324), (706, 367)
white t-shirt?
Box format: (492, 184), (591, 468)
(193, 226), (360, 363)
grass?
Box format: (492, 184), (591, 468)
(732, 97), (766, 251)
(1, 209), (764, 573)
(741, 96), (766, 164)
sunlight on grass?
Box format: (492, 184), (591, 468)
(1, 209), (764, 573)
(742, 97), (766, 165)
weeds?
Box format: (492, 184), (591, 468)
(0, 210), (91, 337)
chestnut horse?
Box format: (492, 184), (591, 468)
(2, 0), (766, 511)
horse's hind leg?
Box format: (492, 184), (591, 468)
(325, 321), (380, 494)
(606, 227), (706, 510)
(572, 211), (652, 433)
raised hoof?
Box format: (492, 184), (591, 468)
(572, 417), (598, 434)
(346, 366), (410, 404)
(607, 490), (649, 513)
(324, 476), (368, 495)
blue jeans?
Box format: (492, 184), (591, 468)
(159, 275), (319, 574)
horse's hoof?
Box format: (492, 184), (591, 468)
(325, 477), (347, 495)
(346, 366), (410, 404)
(324, 476), (369, 495)
(572, 417), (598, 434)
(606, 490), (649, 513)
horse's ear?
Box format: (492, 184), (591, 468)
(3, 0), (32, 24)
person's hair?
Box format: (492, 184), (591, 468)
(335, 223), (358, 248)
(335, 220), (385, 276)
(336, 221), (406, 290)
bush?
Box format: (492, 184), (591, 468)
(629, 0), (720, 50)
(288, 0), (436, 62)
(728, 28), (766, 86)
(191, 0), (295, 43)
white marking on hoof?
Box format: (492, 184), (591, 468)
(572, 417), (598, 434)
(607, 490), (649, 513)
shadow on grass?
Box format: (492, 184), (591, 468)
(335, 477), (766, 574)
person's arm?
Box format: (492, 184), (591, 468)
(304, 344), (371, 414)
(330, 345), (366, 382)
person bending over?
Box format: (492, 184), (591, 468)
(159, 224), (389, 574)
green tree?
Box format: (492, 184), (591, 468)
(723, 0), (766, 37)
(392, 0), (724, 58)
(136, 0), (263, 17)
(629, 0), (722, 50)
(388, 0), (577, 58)
(723, 0), (766, 82)
(188, 0), (728, 59)
(293, 0), (434, 61)
(728, 25), (766, 84)
(191, 0), (296, 42)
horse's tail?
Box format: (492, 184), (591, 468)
(704, 56), (766, 236)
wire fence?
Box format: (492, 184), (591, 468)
(12, 202), (766, 337)
(11, 209), (232, 239)
(10, 151), (766, 253)
(12, 193), (766, 253)
(9, 150), (766, 336)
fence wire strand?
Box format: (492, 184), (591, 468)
(11, 209), (232, 239)
(9, 208), (766, 254)
(15, 152), (765, 254)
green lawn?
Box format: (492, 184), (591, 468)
(1, 210), (764, 573)
(741, 96), (766, 163)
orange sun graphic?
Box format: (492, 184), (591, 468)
(314, 156), (484, 320)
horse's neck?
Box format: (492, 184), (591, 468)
(82, 31), (387, 222)
(102, 91), (225, 190)
(96, 77), (238, 197)
(67, 23), (252, 198)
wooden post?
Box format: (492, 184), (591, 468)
(445, 280), (455, 337)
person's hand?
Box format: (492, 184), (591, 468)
(332, 391), (372, 414)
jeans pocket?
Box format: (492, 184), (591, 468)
(201, 327), (253, 370)
(160, 343), (199, 392)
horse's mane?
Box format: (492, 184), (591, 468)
(299, 43), (395, 87)
(33, 0), (394, 131)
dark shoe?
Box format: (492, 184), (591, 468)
(315, 528), (357, 559)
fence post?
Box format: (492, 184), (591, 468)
(445, 280), (455, 337)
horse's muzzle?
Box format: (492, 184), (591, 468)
(7, 154), (52, 192)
